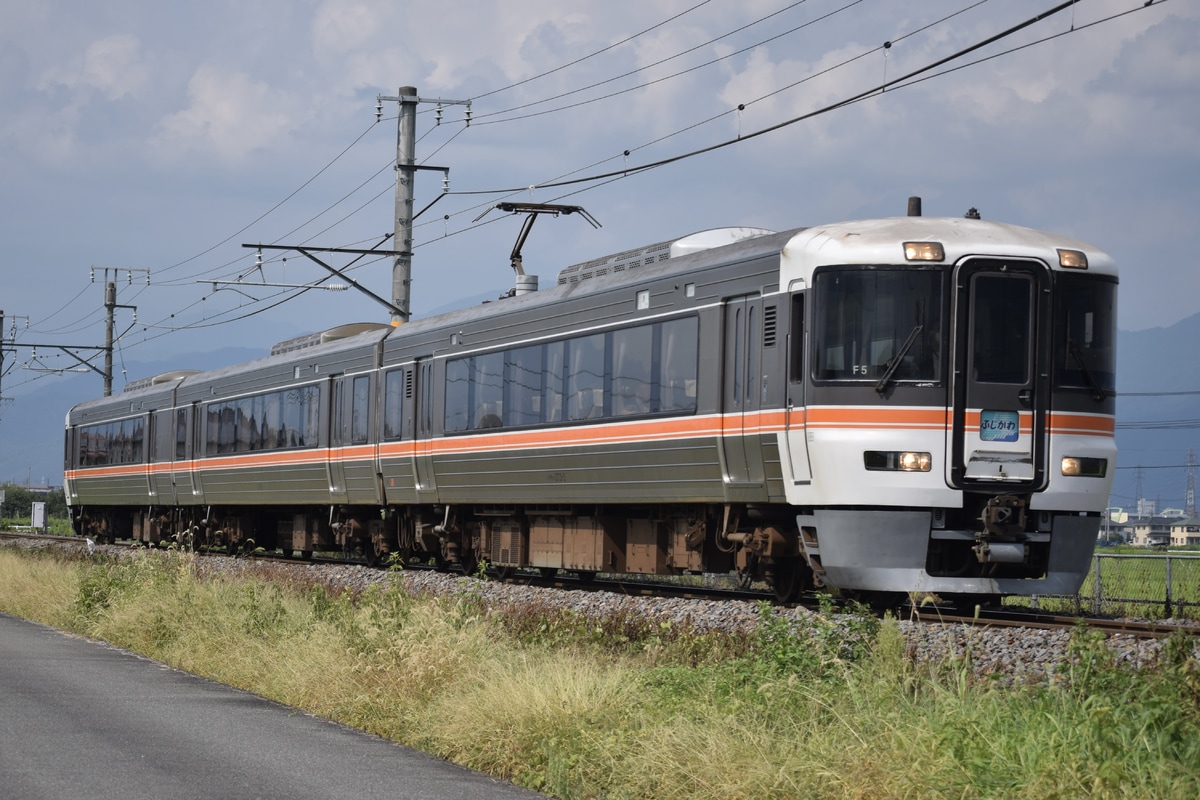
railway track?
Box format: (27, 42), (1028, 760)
(909, 604), (1199, 638)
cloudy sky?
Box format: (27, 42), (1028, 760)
(1, 0), (1197, 400)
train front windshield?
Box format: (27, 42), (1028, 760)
(813, 267), (944, 383)
(1054, 274), (1117, 394)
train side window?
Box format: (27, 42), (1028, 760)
(383, 369), (404, 439)
(789, 294), (804, 383)
(301, 386), (321, 447)
(567, 334), (605, 421)
(281, 386), (319, 448)
(659, 317), (698, 412)
(263, 393), (282, 449)
(175, 409), (187, 460)
(444, 358), (470, 433)
(543, 342), (565, 423)
(236, 397), (256, 452)
(472, 351), (504, 428)
(611, 326), (653, 416)
(351, 375), (370, 444)
(506, 344), (543, 427)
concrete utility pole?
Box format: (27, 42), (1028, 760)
(103, 281), (116, 397)
(392, 86), (417, 326)
(0, 272), (139, 402)
(1, 309), (6, 417)
(376, 86), (469, 325)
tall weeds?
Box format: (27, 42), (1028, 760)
(2, 544), (1198, 800)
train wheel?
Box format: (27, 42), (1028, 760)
(494, 565), (515, 580)
(538, 567), (557, 579)
(769, 556), (807, 604)
(365, 541), (388, 568)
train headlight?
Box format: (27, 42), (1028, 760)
(903, 242), (945, 262)
(1057, 249), (1089, 269)
(865, 451), (932, 472)
(1061, 456), (1107, 477)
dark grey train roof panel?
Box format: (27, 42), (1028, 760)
(555, 227), (776, 285)
(270, 322), (393, 356)
(121, 370), (202, 393)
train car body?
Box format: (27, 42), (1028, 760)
(65, 213), (1117, 603)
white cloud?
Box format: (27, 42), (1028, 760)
(38, 34), (149, 99)
(152, 66), (293, 162)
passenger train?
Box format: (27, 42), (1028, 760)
(65, 204), (1118, 604)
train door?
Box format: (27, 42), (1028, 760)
(949, 258), (1050, 489)
(413, 359), (438, 501)
(148, 409), (178, 505)
(190, 403), (204, 499)
(783, 291), (812, 484)
(172, 406), (188, 506)
(721, 295), (765, 497)
(328, 376), (349, 504)
(145, 412), (159, 502)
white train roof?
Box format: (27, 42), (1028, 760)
(779, 216), (1118, 288)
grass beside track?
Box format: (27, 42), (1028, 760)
(2, 544), (1199, 799)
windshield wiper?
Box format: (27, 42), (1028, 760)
(1068, 340), (1108, 401)
(876, 325), (923, 395)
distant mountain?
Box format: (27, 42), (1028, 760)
(1112, 313), (1200, 512)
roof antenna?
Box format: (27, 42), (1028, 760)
(907, 196), (922, 217)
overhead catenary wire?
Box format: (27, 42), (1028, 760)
(451, 0), (1109, 196)
(471, 0), (843, 123)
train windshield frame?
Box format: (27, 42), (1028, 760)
(811, 265), (946, 385)
(1053, 273), (1117, 394)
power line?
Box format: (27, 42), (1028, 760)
(452, 0), (1094, 196)
(154, 120), (380, 279)
(469, 0), (716, 103)
(473, 0), (839, 124)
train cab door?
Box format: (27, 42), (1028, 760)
(721, 295), (766, 499)
(412, 359), (438, 502)
(783, 290), (812, 484)
(949, 258), (1050, 490)
(328, 376), (349, 504)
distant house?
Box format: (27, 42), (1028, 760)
(1130, 516), (1174, 547)
(1169, 517), (1200, 547)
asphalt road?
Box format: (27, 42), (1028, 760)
(0, 613), (544, 799)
